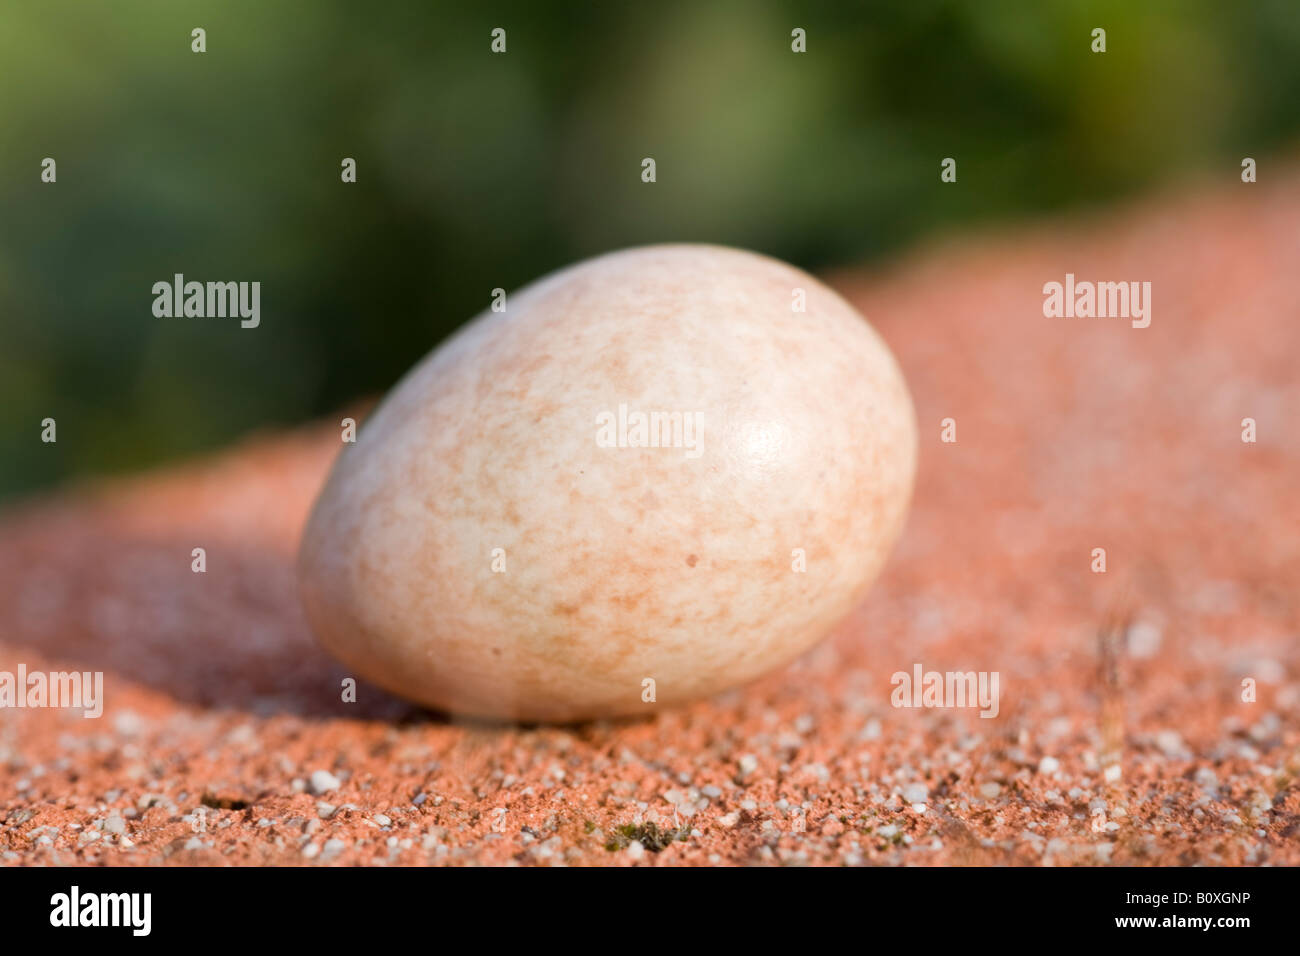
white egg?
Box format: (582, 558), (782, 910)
(298, 245), (916, 720)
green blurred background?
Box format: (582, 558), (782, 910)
(3, 0), (1299, 501)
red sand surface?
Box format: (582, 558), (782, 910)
(1, 173), (1297, 866)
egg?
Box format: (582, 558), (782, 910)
(298, 245), (916, 721)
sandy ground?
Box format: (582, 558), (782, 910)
(1, 172), (1297, 866)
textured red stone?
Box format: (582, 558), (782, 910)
(1, 171), (1297, 865)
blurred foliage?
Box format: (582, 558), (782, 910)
(2, 0), (1299, 499)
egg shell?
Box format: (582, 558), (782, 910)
(298, 244), (916, 721)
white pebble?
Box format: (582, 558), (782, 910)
(902, 783), (929, 804)
(309, 770), (342, 795)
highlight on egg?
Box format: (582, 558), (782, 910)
(298, 244), (917, 721)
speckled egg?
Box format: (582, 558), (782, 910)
(298, 245), (916, 721)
